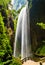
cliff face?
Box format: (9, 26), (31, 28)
(0, 5), (14, 30)
(0, 5), (14, 51)
(30, 0), (45, 56)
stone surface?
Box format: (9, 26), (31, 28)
(22, 60), (45, 65)
(22, 60), (39, 65)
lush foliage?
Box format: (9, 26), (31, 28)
(0, 0), (11, 8)
(0, 13), (5, 33)
(9, 57), (22, 65)
(0, 12), (12, 64)
(37, 22), (45, 29)
(1, 0), (45, 63)
(0, 0), (22, 65)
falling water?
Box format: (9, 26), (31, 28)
(13, 7), (23, 57)
(13, 1), (32, 60)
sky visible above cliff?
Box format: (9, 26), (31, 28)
(11, 0), (26, 10)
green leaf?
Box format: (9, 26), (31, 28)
(36, 22), (45, 29)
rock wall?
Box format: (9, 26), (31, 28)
(30, 0), (45, 52)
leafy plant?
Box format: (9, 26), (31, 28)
(0, 0), (11, 8)
(9, 57), (22, 65)
(0, 13), (12, 62)
(0, 13), (6, 33)
(36, 22), (45, 29)
(0, 0), (22, 65)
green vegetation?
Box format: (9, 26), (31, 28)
(30, 0), (45, 57)
(0, 13), (5, 33)
(0, 0), (22, 65)
(0, 0), (45, 64)
(28, 0), (32, 9)
(9, 57), (22, 65)
(0, 0), (11, 8)
(0, 12), (12, 64)
(36, 22), (45, 29)
(34, 22), (45, 56)
(35, 42), (45, 56)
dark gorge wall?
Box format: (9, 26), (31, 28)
(30, 0), (45, 53)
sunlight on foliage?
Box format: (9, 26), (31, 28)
(0, 0), (22, 64)
(36, 22), (45, 29)
(9, 57), (22, 65)
(0, 13), (6, 33)
(0, 0), (11, 8)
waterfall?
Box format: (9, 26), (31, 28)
(11, 0), (14, 5)
(13, 2), (32, 60)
